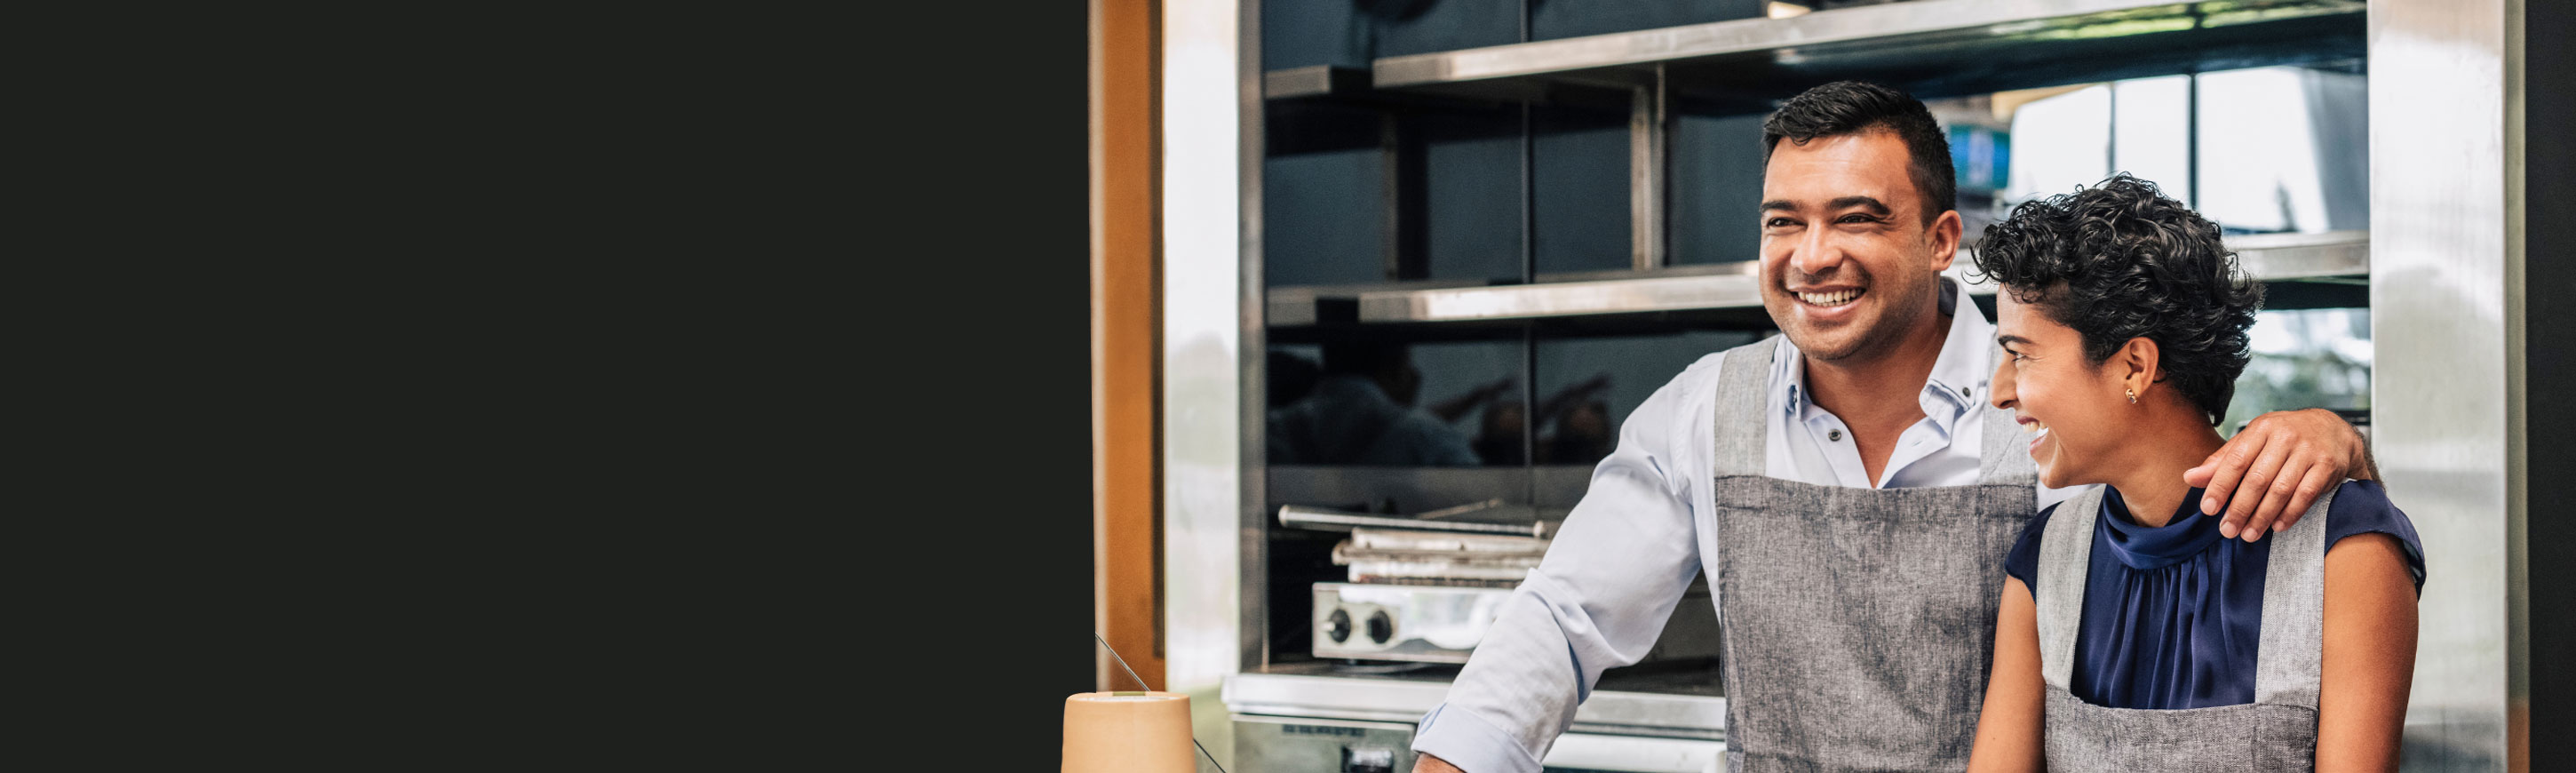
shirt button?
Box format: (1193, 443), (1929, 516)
(1827, 429), (1843, 442)
(1960, 386), (1972, 397)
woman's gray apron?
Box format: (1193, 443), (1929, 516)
(1708, 339), (2035, 772)
(2032, 484), (2335, 771)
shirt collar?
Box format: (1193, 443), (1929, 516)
(1924, 275), (1993, 411)
(1778, 275), (1993, 419)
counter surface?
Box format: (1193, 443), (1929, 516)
(1223, 666), (1726, 740)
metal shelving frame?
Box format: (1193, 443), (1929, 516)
(1261, 229), (2369, 327)
(1368, 0), (2365, 102)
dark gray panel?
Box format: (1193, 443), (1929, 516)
(1670, 112), (1766, 265)
(1530, 0), (1765, 42)
(1265, 0), (1371, 70)
(1267, 148), (1390, 287)
(1532, 106), (1632, 275)
(1419, 111), (1526, 282)
(1367, 0), (1523, 59)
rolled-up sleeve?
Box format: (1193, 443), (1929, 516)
(1411, 353), (1720, 773)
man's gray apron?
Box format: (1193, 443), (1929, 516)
(2032, 485), (2334, 771)
(1709, 339), (2035, 772)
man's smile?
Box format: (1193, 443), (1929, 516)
(1795, 287), (1867, 307)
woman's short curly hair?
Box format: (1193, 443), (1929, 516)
(1972, 173), (2262, 426)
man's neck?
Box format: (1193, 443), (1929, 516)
(1803, 309), (1952, 484)
(2102, 418), (2228, 528)
(1813, 307), (1947, 425)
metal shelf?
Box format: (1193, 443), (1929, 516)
(1368, 0), (2364, 105)
(1267, 230), (2366, 329)
(1264, 66), (1372, 101)
(1224, 669), (1726, 738)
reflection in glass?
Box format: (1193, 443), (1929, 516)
(1535, 331), (1762, 467)
(2004, 84), (2111, 204)
(1268, 340), (1520, 466)
(1998, 66), (2367, 235)
(2194, 67), (2368, 234)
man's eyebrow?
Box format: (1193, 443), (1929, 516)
(1760, 199), (1798, 212)
(1995, 334), (2033, 347)
(1827, 195), (1891, 215)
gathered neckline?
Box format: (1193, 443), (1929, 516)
(2097, 485), (2227, 570)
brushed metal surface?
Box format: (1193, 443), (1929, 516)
(1632, 80), (1668, 270)
(1164, 0), (1256, 767)
(1371, 0), (2362, 95)
(2371, 0), (2523, 769)
(1223, 671), (1729, 737)
(1324, 232), (2363, 323)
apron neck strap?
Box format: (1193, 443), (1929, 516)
(2034, 484), (2104, 690)
(1710, 337), (1776, 478)
(2252, 486), (2338, 707)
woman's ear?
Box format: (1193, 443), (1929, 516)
(2119, 338), (2161, 402)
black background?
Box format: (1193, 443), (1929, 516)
(2523, 0), (2574, 765)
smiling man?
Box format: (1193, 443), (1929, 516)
(1405, 82), (2374, 773)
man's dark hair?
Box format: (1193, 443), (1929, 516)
(1762, 81), (1956, 226)
(1972, 173), (2263, 426)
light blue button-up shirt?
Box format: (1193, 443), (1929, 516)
(1411, 278), (2080, 773)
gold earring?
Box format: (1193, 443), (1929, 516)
(2127, 387), (2137, 404)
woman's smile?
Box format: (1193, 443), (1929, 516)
(2020, 416), (2052, 459)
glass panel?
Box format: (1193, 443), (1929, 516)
(1367, 0), (1522, 58)
(1668, 112), (1766, 266)
(1532, 330), (1763, 468)
(1263, 0), (1369, 70)
(2195, 66), (2369, 234)
(1265, 142), (1388, 287)
(1928, 95), (2011, 242)
(1267, 339), (1525, 466)
(1996, 66), (2367, 235)
(2223, 307), (2371, 435)
(2112, 75), (2192, 206)
(2004, 84), (2111, 204)
(1421, 110), (1528, 282)
(1533, 106), (1630, 275)
(1531, 0), (1766, 41)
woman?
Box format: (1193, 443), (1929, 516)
(1962, 174), (2422, 772)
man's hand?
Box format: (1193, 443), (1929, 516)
(2182, 408), (2373, 542)
(1411, 753), (1466, 773)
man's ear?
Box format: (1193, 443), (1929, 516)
(1927, 209), (1963, 271)
(2119, 338), (2162, 399)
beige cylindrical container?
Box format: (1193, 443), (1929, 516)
(1061, 691), (1195, 773)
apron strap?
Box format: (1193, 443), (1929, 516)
(1710, 336), (1777, 478)
(2035, 484), (2105, 690)
(2252, 483), (2339, 708)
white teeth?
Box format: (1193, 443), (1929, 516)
(1798, 288), (1864, 306)
(2023, 420), (2050, 437)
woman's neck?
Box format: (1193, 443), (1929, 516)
(2100, 419), (2228, 528)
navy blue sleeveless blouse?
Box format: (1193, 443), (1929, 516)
(2003, 480), (2422, 710)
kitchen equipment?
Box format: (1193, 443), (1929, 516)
(1313, 579), (1721, 663)
(1277, 504), (1559, 539)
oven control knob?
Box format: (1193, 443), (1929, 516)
(1366, 610), (1394, 644)
(1324, 609), (1352, 643)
